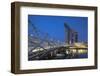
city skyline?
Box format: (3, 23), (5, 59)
(28, 15), (88, 43)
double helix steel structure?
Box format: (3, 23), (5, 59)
(28, 19), (66, 60)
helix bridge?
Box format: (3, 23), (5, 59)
(28, 19), (88, 60)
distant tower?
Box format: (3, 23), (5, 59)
(64, 23), (78, 44)
(71, 31), (78, 43)
(64, 23), (71, 44)
(74, 32), (78, 42)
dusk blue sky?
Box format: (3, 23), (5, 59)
(28, 15), (88, 42)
